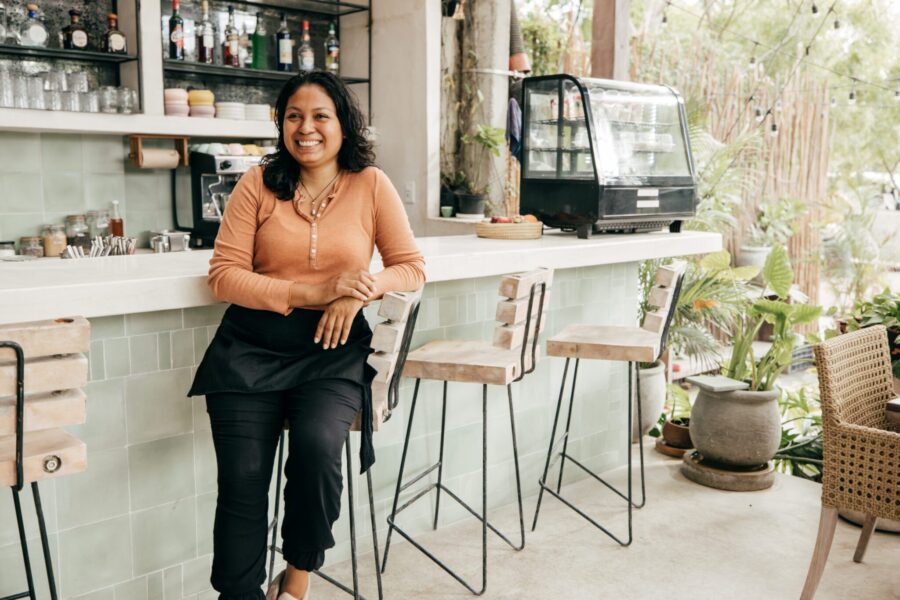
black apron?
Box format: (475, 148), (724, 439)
(188, 304), (377, 472)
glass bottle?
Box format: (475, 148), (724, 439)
(42, 224), (67, 258)
(223, 6), (240, 67)
(251, 12), (268, 69)
(62, 9), (89, 50)
(275, 12), (291, 72)
(19, 4), (48, 48)
(168, 0), (184, 60)
(297, 19), (314, 72)
(109, 200), (124, 237)
(0, 2), (9, 44)
(104, 13), (127, 54)
(195, 0), (215, 64)
(64, 215), (89, 248)
(324, 21), (339, 73)
(19, 236), (44, 257)
(239, 23), (251, 67)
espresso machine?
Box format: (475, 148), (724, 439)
(174, 151), (263, 247)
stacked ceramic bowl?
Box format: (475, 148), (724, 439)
(215, 102), (245, 120)
(164, 88), (189, 117)
(188, 89), (216, 118)
(245, 103), (271, 121)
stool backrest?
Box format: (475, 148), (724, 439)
(362, 289), (423, 430)
(0, 317), (89, 489)
(493, 268), (553, 381)
(640, 261), (687, 361)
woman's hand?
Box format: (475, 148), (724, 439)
(322, 270), (377, 304)
(315, 297), (365, 350)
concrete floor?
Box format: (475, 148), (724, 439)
(310, 445), (899, 600)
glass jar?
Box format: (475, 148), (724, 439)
(65, 214), (89, 248)
(0, 240), (16, 257)
(19, 236), (44, 257)
(42, 224), (67, 257)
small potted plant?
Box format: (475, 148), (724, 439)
(656, 383), (694, 456)
(457, 124), (506, 216)
(737, 196), (803, 273)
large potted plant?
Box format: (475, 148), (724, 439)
(844, 289), (900, 388)
(737, 197), (803, 274)
(689, 245), (822, 469)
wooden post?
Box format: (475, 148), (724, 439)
(591, 0), (631, 80)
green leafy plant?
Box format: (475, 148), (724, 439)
(460, 124), (506, 196)
(845, 288), (900, 378)
(774, 384), (823, 482)
(723, 245), (823, 391)
(745, 197), (805, 248)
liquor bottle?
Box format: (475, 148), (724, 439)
(275, 12), (291, 71)
(19, 4), (48, 48)
(62, 9), (89, 49)
(104, 13), (127, 54)
(109, 200), (124, 237)
(195, 0), (215, 64)
(239, 23), (251, 67)
(324, 21), (339, 73)
(251, 12), (268, 69)
(223, 5), (240, 67)
(297, 19), (314, 72)
(168, 0), (184, 60)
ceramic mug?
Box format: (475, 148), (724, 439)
(440, 206), (453, 218)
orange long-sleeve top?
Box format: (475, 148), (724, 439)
(208, 164), (426, 315)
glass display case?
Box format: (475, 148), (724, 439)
(520, 75), (697, 238)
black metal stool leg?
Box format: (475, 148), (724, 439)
(381, 378), (421, 572)
(432, 381), (448, 530)
(555, 359), (580, 494)
(346, 438), (360, 600)
(32, 483), (57, 600)
(268, 430), (286, 587)
(10, 488), (36, 600)
(478, 383), (488, 595)
(366, 469), (384, 600)
(633, 361), (647, 508)
(532, 357), (570, 531)
(506, 384), (525, 551)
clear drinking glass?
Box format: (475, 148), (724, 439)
(99, 86), (118, 113)
(12, 74), (28, 108)
(43, 69), (67, 92)
(117, 87), (134, 114)
(26, 75), (45, 109)
(44, 89), (62, 111)
(60, 90), (79, 112)
(80, 90), (99, 113)
(67, 71), (89, 93)
(0, 66), (13, 108)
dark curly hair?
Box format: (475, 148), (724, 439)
(261, 71), (375, 200)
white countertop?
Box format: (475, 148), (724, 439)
(0, 230), (720, 325)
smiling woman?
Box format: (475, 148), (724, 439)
(186, 71), (425, 600)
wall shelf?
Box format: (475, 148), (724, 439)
(0, 43), (138, 64)
(163, 60), (369, 85)
(217, 0), (369, 17)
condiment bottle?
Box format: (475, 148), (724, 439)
(65, 214), (89, 248)
(109, 200), (124, 236)
(42, 224), (67, 257)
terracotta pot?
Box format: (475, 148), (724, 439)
(690, 387), (781, 467)
(633, 361), (667, 441)
(662, 418), (692, 449)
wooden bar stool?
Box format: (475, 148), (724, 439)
(1, 317), (90, 600)
(267, 290), (423, 600)
(381, 268), (552, 596)
(531, 261), (686, 546)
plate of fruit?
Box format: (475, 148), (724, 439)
(475, 214), (543, 239)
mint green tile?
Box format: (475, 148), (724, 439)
(43, 172), (84, 213)
(72, 585), (115, 600)
(67, 378), (126, 450)
(131, 499), (197, 575)
(84, 173), (126, 211)
(0, 132), (42, 172)
(130, 333), (159, 374)
(192, 397), (210, 432)
(158, 332), (172, 370)
(114, 576), (148, 600)
(41, 133), (83, 172)
(0, 213), (44, 245)
(0, 173), (43, 213)
(125, 369), (193, 444)
(148, 572), (162, 600)
(90, 340), (105, 381)
(124, 210), (157, 247)
(56, 447), (129, 529)
(0, 534), (58, 599)
(172, 329), (194, 368)
(434, 278), (475, 297)
(194, 431), (217, 494)
(197, 590), (218, 600)
(90, 315), (125, 340)
(438, 296), (458, 327)
(82, 135), (127, 173)
(104, 337), (131, 378)
(182, 555), (212, 596)
(163, 565), (182, 600)
(124, 173), (161, 212)
(196, 492), (216, 555)
(0, 480), (57, 546)
(192, 328), (209, 365)
(129, 434), (196, 510)
(125, 310), (183, 335)
(58, 516), (132, 597)
(183, 305), (227, 328)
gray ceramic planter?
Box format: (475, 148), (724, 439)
(690, 387), (781, 467)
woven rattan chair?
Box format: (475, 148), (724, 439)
(801, 325), (900, 599)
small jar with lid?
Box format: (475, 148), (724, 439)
(85, 210), (110, 238)
(0, 241), (16, 257)
(19, 236), (44, 257)
(42, 224), (67, 257)
(65, 214), (89, 248)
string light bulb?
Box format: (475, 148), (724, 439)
(749, 42), (757, 67)
(833, 17), (840, 29)
(769, 122), (779, 137)
(848, 87), (856, 105)
(811, 3), (819, 14)
(754, 107), (764, 122)
(894, 90), (900, 101)
(661, 2), (669, 25)
(830, 97), (837, 107)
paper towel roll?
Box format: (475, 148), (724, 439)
(139, 148), (180, 169)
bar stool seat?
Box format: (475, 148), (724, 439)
(403, 340), (538, 386)
(547, 325), (660, 363)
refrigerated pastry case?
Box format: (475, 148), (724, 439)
(520, 75), (697, 239)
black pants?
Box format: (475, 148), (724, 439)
(206, 379), (363, 600)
